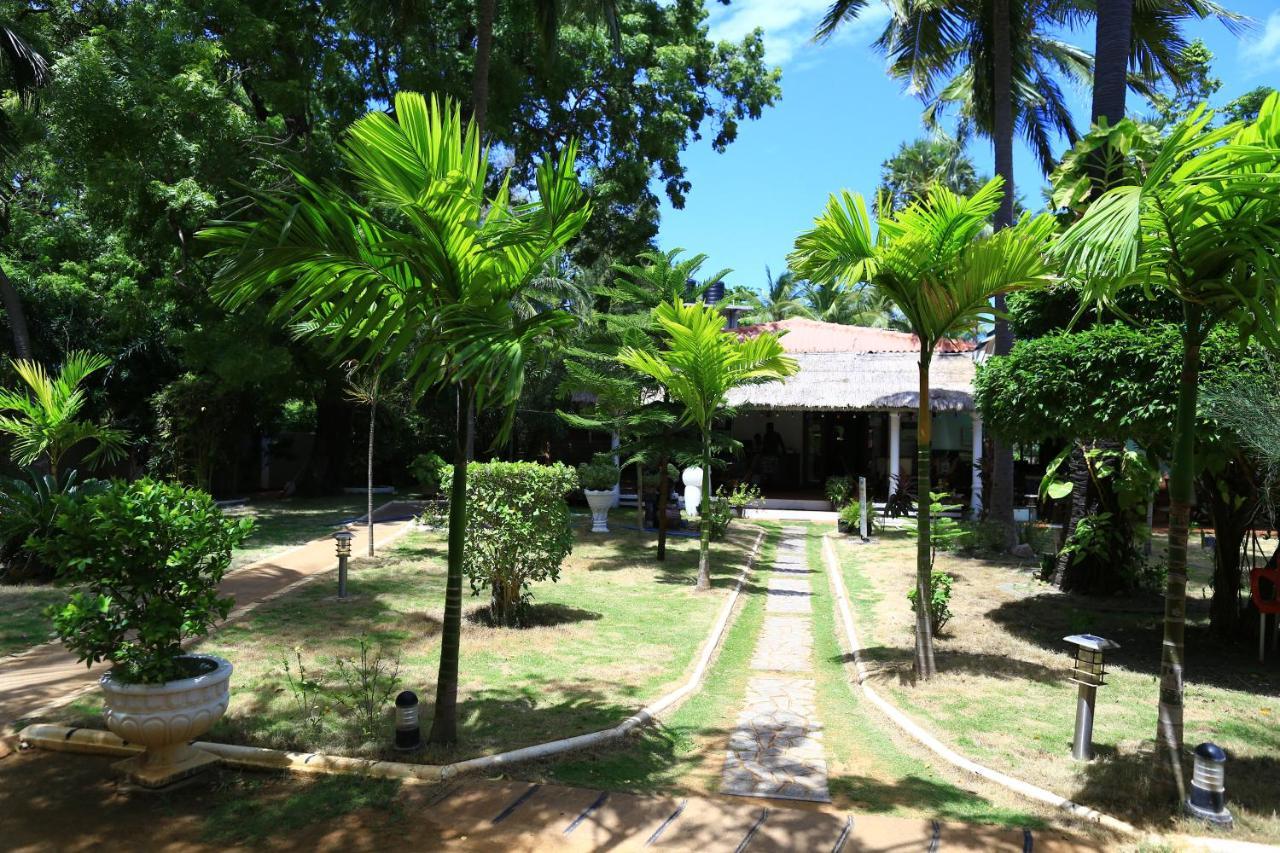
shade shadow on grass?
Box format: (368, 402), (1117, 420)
(465, 602), (603, 628)
(828, 773), (1045, 827)
(987, 593), (1280, 695)
(828, 648), (1063, 686)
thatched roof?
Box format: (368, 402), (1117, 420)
(726, 350), (976, 413)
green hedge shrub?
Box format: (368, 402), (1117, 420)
(453, 462), (578, 626)
(0, 469), (107, 582)
(409, 452), (448, 497)
(35, 478), (252, 684)
(838, 500), (876, 535)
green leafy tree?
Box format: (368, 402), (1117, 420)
(1055, 96), (1280, 783)
(0, 352), (128, 479)
(799, 278), (904, 328)
(790, 177), (1055, 679)
(202, 92), (590, 746)
(874, 135), (982, 215)
(619, 299), (796, 591)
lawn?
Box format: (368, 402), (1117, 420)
(536, 523), (1063, 832)
(110, 518), (761, 764)
(835, 530), (1280, 843)
(0, 494), (373, 658)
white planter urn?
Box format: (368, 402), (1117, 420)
(682, 466), (706, 518)
(584, 489), (614, 533)
(100, 654), (232, 787)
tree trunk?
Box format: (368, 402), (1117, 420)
(1158, 308), (1203, 795)
(1052, 442), (1091, 589)
(471, 0), (496, 133)
(696, 430), (712, 591)
(636, 464), (645, 529)
(915, 346), (936, 680)
(289, 376), (354, 496)
(1091, 0), (1133, 127)
(987, 0), (1017, 550)
(0, 267), (31, 359)
(656, 456), (670, 561)
(367, 377), (378, 557)
(429, 382), (473, 746)
(1203, 458), (1258, 639)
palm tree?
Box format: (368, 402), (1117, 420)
(202, 92), (590, 746)
(800, 278), (905, 329)
(1055, 95), (1280, 790)
(742, 267), (807, 323)
(0, 352), (128, 480)
(1091, 1), (1242, 129)
(875, 135), (982, 215)
(619, 299), (796, 591)
(790, 177), (1055, 679)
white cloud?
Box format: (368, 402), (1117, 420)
(1240, 12), (1280, 74)
(708, 0), (890, 68)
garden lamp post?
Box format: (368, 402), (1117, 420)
(1063, 634), (1119, 760)
(334, 529), (353, 599)
(1185, 742), (1232, 827)
(394, 690), (422, 751)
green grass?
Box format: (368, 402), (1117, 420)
(201, 773), (402, 844)
(836, 532), (1280, 843)
(537, 522), (779, 792)
(0, 584), (65, 656)
(805, 526), (1043, 827)
(225, 494), (373, 570)
(0, 495), (373, 659)
(94, 520), (757, 764)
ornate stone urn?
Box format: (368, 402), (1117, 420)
(100, 654), (233, 787)
(584, 489), (614, 533)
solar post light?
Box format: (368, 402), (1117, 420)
(334, 528), (354, 599)
(394, 690), (422, 751)
(1185, 742), (1232, 827)
(1063, 633), (1120, 761)
(858, 476), (869, 542)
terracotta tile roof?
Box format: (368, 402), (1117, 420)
(734, 317), (972, 354)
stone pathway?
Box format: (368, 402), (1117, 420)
(722, 526), (831, 803)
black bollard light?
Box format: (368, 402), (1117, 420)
(334, 529), (353, 598)
(1185, 742), (1232, 827)
(394, 690), (422, 751)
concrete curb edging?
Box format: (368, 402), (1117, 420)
(21, 528), (768, 786)
(820, 534), (1138, 836)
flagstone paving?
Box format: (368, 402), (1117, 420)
(722, 526), (831, 803)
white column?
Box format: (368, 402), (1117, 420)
(888, 412), (901, 496)
(970, 412), (984, 515)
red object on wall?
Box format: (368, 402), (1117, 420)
(1251, 566), (1280, 615)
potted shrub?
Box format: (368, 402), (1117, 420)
(36, 478), (252, 787)
(838, 500), (875, 536)
(825, 475), (854, 510)
(577, 454), (619, 533)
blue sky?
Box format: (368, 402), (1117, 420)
(655, 0), (1280, 293)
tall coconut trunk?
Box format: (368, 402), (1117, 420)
(915, 344), (937, 679)
(1091, 0), (1133, 128)
(429, 381), (473, 746)
(471, 0), (496, 133)
(987, 0), (1017, 550)
(0, 268), (31, 359)
(1158, 305), (1204, 794)
(367, 376), (378, 557)
(696, 429), (712, 591)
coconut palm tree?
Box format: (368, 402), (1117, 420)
(800, 278), (906, 329)
(0, 352), (128, 480)
(1055, 94), (1280, 788)
(202, 92), (590, 746)
(742, 267), (808, 323)
(790, 177), (1056, 679)
(619, 299), (796, 591)
(875, 135), (982, 216)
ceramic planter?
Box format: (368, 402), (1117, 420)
(584, 489), (614, 533)
(100, 654), (232, 787)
